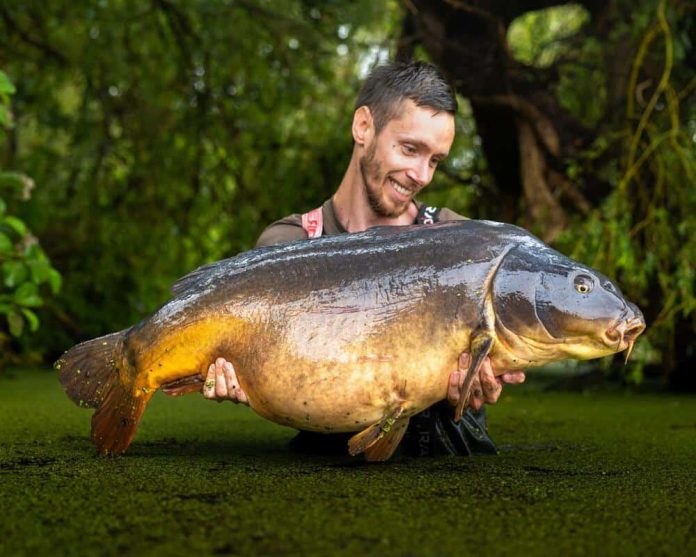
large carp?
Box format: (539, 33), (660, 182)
(56, 220), (645, 461)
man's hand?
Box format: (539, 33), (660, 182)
(447, 353), (525, 411)
(202, 357), (249, 406)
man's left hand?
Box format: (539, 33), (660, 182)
(447, 353), (525, 411)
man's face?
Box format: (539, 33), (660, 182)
(359, 100), (455, 218)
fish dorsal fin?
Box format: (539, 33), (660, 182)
(170, 260), (221, 297)
(170, 222), (461, 298)
(169, 245), (290, 297)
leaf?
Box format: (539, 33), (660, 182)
(13, 282), (43, 307)
(48, 269), (62, 294)
(21, 308), (40, 332)
(2, 216), (27, 235)
(25, 243), (42, 259)
(0, 70), (15, 95)
(0, 171), (26, 192)
(3, 261), (28, 288)
(0, 197), (5, 215)
(0, 232), (13, 253)
(27, 259), (51, 284)
(7, 309), (23, 337)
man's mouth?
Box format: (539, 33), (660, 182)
(388, 177), (413, 198)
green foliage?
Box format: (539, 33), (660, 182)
(0, 69), (61, 369)
(503, 0), (695, 382)
(554, 0), (696, 381)
(507, 4), (590, 68)
(0, 1), (397, 355)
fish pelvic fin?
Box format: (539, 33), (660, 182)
(161, 375), (205, 396)
(454, 332), (495, 423)
(363, 417), (409, 462)
(348, 405), (407, 462)
(55, 330), (151, 456)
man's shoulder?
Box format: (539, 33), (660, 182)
(255, 214), (308, 248)
(438, 207), (467, 221)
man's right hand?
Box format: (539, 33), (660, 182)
(202, 357), (249, 405)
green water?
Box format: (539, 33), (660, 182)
(1, 370), (694, 557)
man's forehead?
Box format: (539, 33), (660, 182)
(386, 99), (455, 149)
(390, 98), (445, 122)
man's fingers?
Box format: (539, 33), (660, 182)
(236, 390), (249, 405)
(223, 361), (237, 400)
(214, 359), (228, 399)
(478, 358), (503, 404)
(203, 363), (217, 399)
(223, 361), (248, 405)
(447, 355), (525, 411)
(447, 371), (461, 406)
(500, 371), (526, 384)
(468, 374), (484, 410)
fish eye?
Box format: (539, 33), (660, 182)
(574, 274), (594, 294)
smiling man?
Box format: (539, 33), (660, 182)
(205, 61), (525, 457)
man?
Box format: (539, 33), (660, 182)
(203, 61), (525, 456)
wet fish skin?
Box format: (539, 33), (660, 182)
(56, 220), (645, 459)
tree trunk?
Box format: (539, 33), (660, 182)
(404, 0), (602, 239)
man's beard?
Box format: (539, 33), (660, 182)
(359, 142), (410, 218)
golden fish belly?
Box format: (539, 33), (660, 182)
(243, 355), (451, 432)
(237, 311), (471, 432)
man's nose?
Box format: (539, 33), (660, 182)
(406, 157), (431, 187)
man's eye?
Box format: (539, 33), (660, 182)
(402, 145), (417, 155)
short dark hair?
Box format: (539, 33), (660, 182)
(355, 61), (458, 133)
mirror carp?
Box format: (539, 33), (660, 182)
(56, 220), (645, 461)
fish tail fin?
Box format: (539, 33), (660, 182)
(55, 330), (152, 456)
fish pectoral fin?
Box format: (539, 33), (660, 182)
(454, 332), (495, 422)
(161, 374), (205, 397)
(348, 405), (406, 461)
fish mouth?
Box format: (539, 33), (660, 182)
(605, 308), (646, 362)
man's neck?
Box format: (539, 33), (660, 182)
(332, 158), (417, 233)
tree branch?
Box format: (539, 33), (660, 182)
(0, 7), (67, 66)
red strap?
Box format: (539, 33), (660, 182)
(301, 207), (323, 238)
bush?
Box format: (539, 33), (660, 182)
(0, 70), (61, 371)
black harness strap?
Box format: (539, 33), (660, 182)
(415, 204), (442, 225)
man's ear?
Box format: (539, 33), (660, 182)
(352, 106), (374, 146)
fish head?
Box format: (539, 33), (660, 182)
(492, 247), (646, 364)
